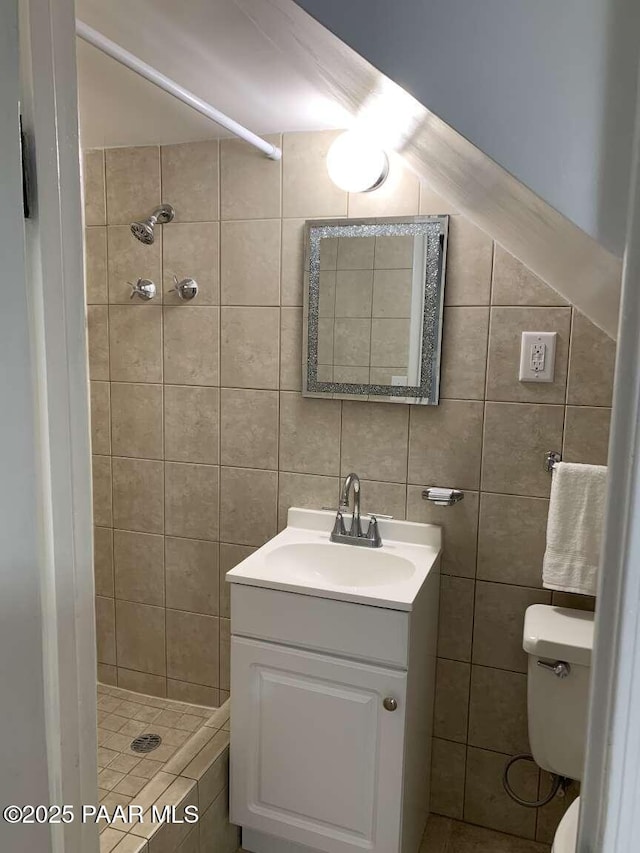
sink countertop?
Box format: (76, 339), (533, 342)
(226, 508), (442, 611)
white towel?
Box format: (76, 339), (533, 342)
(542, 462), (607, 596)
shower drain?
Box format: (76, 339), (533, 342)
(130, 733), (162, 754)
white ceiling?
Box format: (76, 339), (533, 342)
(75, 0), (350, 149)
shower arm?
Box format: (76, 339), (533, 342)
(75, 19), (282, 161)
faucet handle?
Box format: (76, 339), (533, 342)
(331, 511), (346, 537)
(366, 516), (382, 548)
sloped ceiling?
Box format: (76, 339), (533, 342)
(75, 0), (350, 148)
(75, 0), (623, 337)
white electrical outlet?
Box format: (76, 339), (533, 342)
(519, 331), (557, 382)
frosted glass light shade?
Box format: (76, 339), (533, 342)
(326, 131), (389, 193)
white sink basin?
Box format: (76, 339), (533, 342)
(227, 508), (442, 611)
(266, 541), (416, 588)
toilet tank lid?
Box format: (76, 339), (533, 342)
(523, 605), (595, 666)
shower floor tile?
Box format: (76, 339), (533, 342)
(95, 682), (217, 831)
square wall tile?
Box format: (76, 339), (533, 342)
(472, 581), (551, 673)
(477, 493), (548, 587)
(221, 219), (281, 306)
(98, 664), (117, 686)
(481, 402), (564, 498)
(468, 666), (529, 754)
(281, 219), (306, 307)
(96, 596), (116, 665)
(114, 530), (164, 607)
(219, 544), (256, 618)
(438, 576), (475, 662)
(280, 308), (303, 391)
(282, 130), (347, 218)
(221, 136), (282, 220)
(92, 455), (112, 528)
(373, 235), (413, 269)
(165, 537), (219, 616)
(85, 227), (108, 303)
(220, 388), (278, 470)
(491, 245), (568, 306)
(90, 381), (111, 455)
(161, 141), (219, 222)
(94, 526), (114, 598)
(118, 668), (167, 698)
(434, 659), (470, 743)
(109, 305), (163, 383)
(88, 306), (109, 380)
(107, 226), (162, 304)
(563, 406), (611, 466)
(359, 481), (407, 520)
(165, 462), (219, 541)
(279, 392), (341, 476)
(220, 467), (277, 547)
(167, 609), (219, 687)
(110, 383), (163, 460)
(486, 307), (571, 404)
(277, 472), (339, 531)
(464, 746), (537, 838)
(168, 680), (219, 708)
(419, 181), (459, 215)
(407, 488), (479, 578)
(348, 153), (420, 218)
(430, 738), (466, 820)
(444, 216), (493, 306)
(341, 401), (409, 483)
(83, 149), (106, 226)
(164, 385), (219, 465)
(112, 457), (164, 534)
(163, 222), (220, 305)
(115, 599), (166, 676)
(408, 400), (484, 491)
(105, 146), (160, 225)
(163, 307), (219, 386)
(439, 307), (489, 400)
(220, 307), (280, 389)
(370, 319), (410, 367)
(567, 311), (615, 406)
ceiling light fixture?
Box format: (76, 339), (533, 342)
(326, 131), (389, 193)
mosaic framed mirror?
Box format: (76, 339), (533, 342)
(303, 216), (448, 404)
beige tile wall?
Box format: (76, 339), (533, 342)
(84, 131), (616, 842)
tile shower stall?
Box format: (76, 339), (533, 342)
(85, 129), (616, 845)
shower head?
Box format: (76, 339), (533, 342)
(130, 203), (175, 244)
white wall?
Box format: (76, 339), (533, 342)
(294, 0), (639, 257)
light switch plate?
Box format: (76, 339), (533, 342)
(519, 331), (557, 382)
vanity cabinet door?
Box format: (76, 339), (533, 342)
(230, 636), (407, 853)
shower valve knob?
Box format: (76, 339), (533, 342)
(170, 275), (198, 301)
(128, 279), (157, 301)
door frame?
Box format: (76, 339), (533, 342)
(578, 60), (640, 852)
(9, 0), (97, 850)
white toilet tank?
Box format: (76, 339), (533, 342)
(523, 605), (595, 781)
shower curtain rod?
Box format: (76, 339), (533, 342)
(75, 19), (282, 161)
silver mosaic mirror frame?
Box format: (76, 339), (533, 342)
(303, 216), (448, 404)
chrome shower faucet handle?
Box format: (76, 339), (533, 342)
(128, 278), (156, 300)
(170, 275), (198, 301)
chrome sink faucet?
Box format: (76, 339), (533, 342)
(330, 473), (382, 548)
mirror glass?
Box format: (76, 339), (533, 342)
(303, 217), (448, 404)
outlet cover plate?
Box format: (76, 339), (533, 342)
(519, 331), (557, 382)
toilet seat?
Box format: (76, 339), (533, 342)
(552, 797), (580, 852)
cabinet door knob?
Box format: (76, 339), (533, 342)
(383, 697), (397, 712)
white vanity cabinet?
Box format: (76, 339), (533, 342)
(229, 528), (440, 853)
